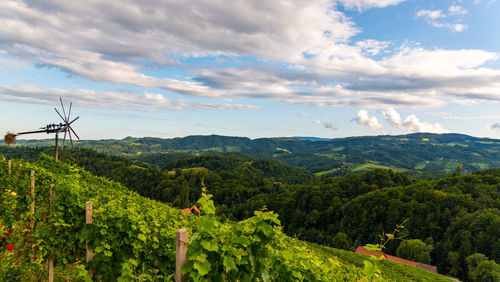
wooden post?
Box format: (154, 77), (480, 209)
(48, 257), (54, 282)
(50, 185), (56, 214)
(48, 184), (55, 282)
(176, 229), (189, 282)
(8, 160), (11, 176)
(30, 170), (35, 227)
(55, 134), (59, 161)
(86, 201), (93, 278)
(18, 163), (22, 174)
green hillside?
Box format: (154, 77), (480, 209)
(0, 155), (451, 281)
(1, 146), (500, 280)
(7, 133), (500, 176)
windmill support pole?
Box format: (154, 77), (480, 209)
(55, 134), (59, 161)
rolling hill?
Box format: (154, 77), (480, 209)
(6, 133), (500, 176)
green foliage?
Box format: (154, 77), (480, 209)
(466, 253), (488, 280)
(0, 155), (194, 280)
(471, 260), (500, 282)
(331, 232), (352, 251)
(179, 177), (190, 209)
(0, 155), (455, 281)
(364, 218), (408, 253)
(184, 192), (362, 281)
(396, 239), (432, 264)
(0, 155), (364, 281)
(2, 140), (500, 280)
(309, 244), (451, 282)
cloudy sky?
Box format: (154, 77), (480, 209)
(1, 0), (500, 139)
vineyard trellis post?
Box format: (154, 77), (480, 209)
(48, 184), (56, 282)
(176, 229), (189, 282)
(86, 201), (94, 279)
(8, 159), (11, 176)
(30, 170), (35, 227)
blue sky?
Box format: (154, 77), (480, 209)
(0, 0), (499, 140)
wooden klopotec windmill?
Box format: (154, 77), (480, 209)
(4, 98), (80, 161)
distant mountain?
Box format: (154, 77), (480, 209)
(4, 133), (500, 176)
(289, 136), (332, 142)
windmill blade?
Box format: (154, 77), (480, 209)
(60, 97), (68, 122)
(69, 126), (80, 140)
(68, 116), (79, 125)
(55, 108), (66, 123)
(68, 128), (74, 148)
(67, 102), (72, 122)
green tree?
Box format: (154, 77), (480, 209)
(180, 178), (190, 208)
(396, 239), (431, 264)
(448, 251), (461, 277)
(472, 260), (500, 282)
(331, 232), (352, 250)
(466, 253), (488, 281)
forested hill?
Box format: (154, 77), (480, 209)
(2, 148), (499, 280)
(7, 133), (500, 176)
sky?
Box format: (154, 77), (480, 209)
(1, 0), (500, 140)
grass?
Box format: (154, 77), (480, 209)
(476, 141), (500, 145)
(201, 147), (224, 153)
(275, 147), (291, 154)
(415, 162), (428, 170)
(353, 163), (407, 173)
(224, 146), (238, 152)
(315, 168), (337, 176)
(470, 163), (489, 169)
(306, 243), (452, 281)
(445, 142), (469, 147)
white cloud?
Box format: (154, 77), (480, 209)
(355, 110), (384, 130)
(0, 85), (259, 111)
(381, 108), (449, 133)
(0, 0), (498, 112)
(356, 39), (390, 56)
(337, 0), (407, 10)
(415, 9), (444, 20)
(323, 122), (338, 130)
(448, 5), (468, 16)
(313, 120), (322, 124)
(298, 113), (310, 118)
(415, 5), (468, 32)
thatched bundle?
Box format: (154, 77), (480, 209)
(4, 132), (17, 145)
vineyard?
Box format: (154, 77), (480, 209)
(0, 155), (450, 281)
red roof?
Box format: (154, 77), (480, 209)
(181, 205), (200, 215)
(355, 246), (437, 273)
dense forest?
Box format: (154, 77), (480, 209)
(1, 145), (499, 280)
(7, 133), (500, 176)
